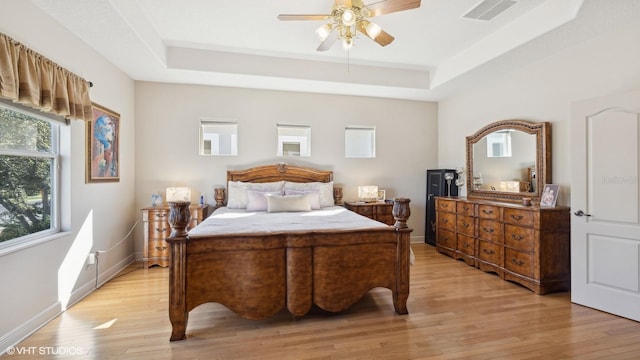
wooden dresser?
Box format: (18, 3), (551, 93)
(141, 204), (209, 268)
(435, 196), (570, 294)
(344, 201), (395, 225)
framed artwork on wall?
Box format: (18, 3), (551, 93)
(86, 103), (120, 183)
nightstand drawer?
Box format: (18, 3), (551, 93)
(148, 239), (170, 258)
(376, 205), (393, 215)
(147, 210), (169, 222)
(147, 221), (171, 239)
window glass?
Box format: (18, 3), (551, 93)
(486, 131), (512, 157)
(277, 124), (311, 157)
(345, 126), (376, 158)
(200, 120), (238, 156)
(0, 103), (59, 244)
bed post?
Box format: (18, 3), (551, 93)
(166, 201), (190, 341)
(392, 198), (411, 315)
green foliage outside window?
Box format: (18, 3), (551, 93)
(0, 107), (54, 242)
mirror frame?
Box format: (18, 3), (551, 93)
(466, 119), (551, 203)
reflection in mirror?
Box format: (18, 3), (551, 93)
(277, 123), (311, 157)
(199, 120), (238, 156)
(466, 120), (550, 203)
(345, 126), (376, 158)
(473, 130), (536, 192)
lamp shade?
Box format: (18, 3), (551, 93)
(358, 185), (378, 202)
(166, 187), (191, 202)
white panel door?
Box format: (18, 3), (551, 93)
(571, 91), (640, 321)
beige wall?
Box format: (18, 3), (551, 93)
(134, 82), (438, 254)
(0, 1), (135, 352)
(438, 20), (640, 207)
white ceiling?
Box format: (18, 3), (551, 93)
(28, 0), (635, 101)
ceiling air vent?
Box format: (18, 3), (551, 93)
(463, 0), (518, 21)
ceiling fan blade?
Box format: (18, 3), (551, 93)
(364, 0), (421, 17)
(277, 14), (331, 21)
(335, 0), (353, 8)
(317, 31), (338, 51)
(357, 20), (395, 46)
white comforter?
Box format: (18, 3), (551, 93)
(188, 206), (388, 237)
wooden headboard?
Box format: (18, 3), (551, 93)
(227, 163), (333, 183)
(212, 163), (342, 208)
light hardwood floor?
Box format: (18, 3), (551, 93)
(7, 244), (640, 359)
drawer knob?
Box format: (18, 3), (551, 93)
(464, 242), (470, 248)
(155, 246), (167, 250)
(511, 257), (524, 266)
(462, 222), (470, 228)
(483, 249), (495, 255)
(482, 227), (494, 233)
(510, 214), (523, 221)
(157, 213), (167, 218)
(511, 234), (524, 241)
(442, 219), (448, 223)
(463, 206), (470, 211)
(482, 209), (493, 215)
(155, 227), (167, 232)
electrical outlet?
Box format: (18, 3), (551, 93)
(88, 253), (96, 265)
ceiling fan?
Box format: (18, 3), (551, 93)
(277, 0), (421, 51)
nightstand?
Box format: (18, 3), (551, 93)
(344, 200), (394, 225)
(141, 204), (209, 268)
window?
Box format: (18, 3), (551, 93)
(486, 131), (512, 157)
(199, 120), (238, 156)
(345, 126), (376, 158)
(277, 124), (311, 157)
(0, 102), (60, 245)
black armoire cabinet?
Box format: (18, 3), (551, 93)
(425, 169), (458, 245)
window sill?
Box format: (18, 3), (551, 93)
(0, 231), (71, 257)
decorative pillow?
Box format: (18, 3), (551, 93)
(246, 190), (282, 212)
(266, 194), (312, 213)
(227, 181), (284, 209)
(284, 181), (334, 207)
(284, 188), (321, 209)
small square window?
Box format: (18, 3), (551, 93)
(345, 126), (375, 158)
(200, 120), (238, 156)
(277, 124), (310, 157)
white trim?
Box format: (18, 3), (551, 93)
(0, 231), (70, 257)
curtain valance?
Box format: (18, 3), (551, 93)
(0, 32), (93, 122)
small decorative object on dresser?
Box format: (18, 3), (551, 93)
(344, 200), (394, 225)
(141, 203), (209, 268)
(540, 184), (559, 207)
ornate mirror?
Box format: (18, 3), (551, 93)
(466, 120), (551, 202)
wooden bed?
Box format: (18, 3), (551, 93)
(166, 163), (412, 341)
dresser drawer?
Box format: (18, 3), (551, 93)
(148, 239), (170, 258)
(147, 221), (171, 240)
(456, 215), (475, 236)
(457, 234), (475, 256)
(437, 228), (456, 249)
(504, 224), (535, 251)
(147, 210), (169, 222)
(478, 240), (502, 265)
(503, 208), (534, 227)
(505, 248), (534, 278)
(456, 201), (474, 216)
(478, 204), (500, 220)
(438, 212), (456, 231)
(478, 219), (503, 243)
(437, 199), (456, 213)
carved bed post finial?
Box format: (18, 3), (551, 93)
(392, 198), (411, 229)
(214, 188), (225, 208)
(168, 201), (191, 238)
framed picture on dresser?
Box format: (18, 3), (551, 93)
(540, 184), (559, 207)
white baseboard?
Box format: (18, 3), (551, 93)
(0, 253), (135, 356)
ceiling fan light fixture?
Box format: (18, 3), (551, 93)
(342, 36), (354, 50)
(341, 9), (356, 26)
(365, 22), (382, 39)
(316, 23), (333, 41)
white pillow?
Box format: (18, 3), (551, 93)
(284, 188), (321, 209)
(227, 181), (284, 209)
(266, 194), (312, 213)
(284, 181), (334, 207)
(246, 190), (282, 212)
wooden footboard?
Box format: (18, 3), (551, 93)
(166, 197), (411, 341)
